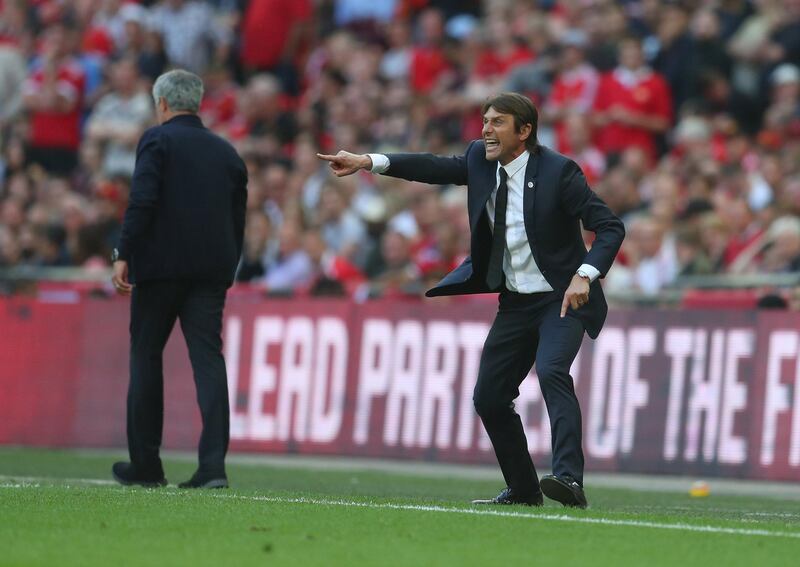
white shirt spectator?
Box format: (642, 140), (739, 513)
(86, 91), (153, 176)
(147, 1), (230, 73)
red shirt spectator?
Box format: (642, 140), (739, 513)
(241, 0), (312, 70)
(473, 45), (534, 79)
(592, 38), (672, 162)
(409, 8), (450, 94)
(22, 22), (86, 162)
(547, 63), (599, 154)
(23, 58), (85, 150)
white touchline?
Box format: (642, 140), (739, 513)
(1, 475), (799, 540)
(205, 493), (800, 540)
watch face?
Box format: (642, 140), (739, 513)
(111, 249), (119, 262)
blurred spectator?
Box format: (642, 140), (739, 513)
(147, 0), (231, 74)
(719, 198), (764, 269)
(762, 64), (800, 142)
(263, 220), (313, 292)
(0, 3), (26, 133)
(726, 0), (783, 101)
(681, 7), (732, 104)
(303, 228), (364, 295)
(380, 19), (413, 81)
(593, 35), (672, 162)
(543, 29), (599, 155)
(563, 113), (606, 185)
(650, 1), (697, 109)
(335, 0), (397, 27)
(608, 215), (679, 296)
(22, 21), (86, 175)
(317, 179), (366, 257)
(675, 225), (715, 276)
(367, 229), (419, 297)
(409, 8), (450, 94)
(733, 215), (800, 274)
(231, 74), (297, 150)
(240, 0), (312, 94)
(236, 210), (274, 282)
(85, 58), (153, 177)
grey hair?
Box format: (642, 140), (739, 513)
(152, 69), (204, 113)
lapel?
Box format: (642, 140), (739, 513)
(522, 149), (540, 241)
(470, 159), (500, 232)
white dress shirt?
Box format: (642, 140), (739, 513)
(367, 152), (600, 292)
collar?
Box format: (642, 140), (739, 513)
(500, 149), (530, 179)
(163, 114), (204, 128)
(613, 66), (653, 88)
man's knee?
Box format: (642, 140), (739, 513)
(473, 390), (510, 420)
(535, 360), (562, 385)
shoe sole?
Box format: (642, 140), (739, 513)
(179, 478), (229, 489)
(471, 495), (544, 506)
(112, 472), (167, 488)
(540, 477), (587, 508)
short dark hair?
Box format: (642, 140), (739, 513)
(481, 92), (539, 151)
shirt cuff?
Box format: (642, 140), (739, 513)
(367, 153), (390, 174)
(577, 263), (600, 282)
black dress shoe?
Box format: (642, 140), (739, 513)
(540, 474), (587, 508)
(112, 461), (167, 487)
(178, 472), (229, 489)
(472, 487), (543, 506)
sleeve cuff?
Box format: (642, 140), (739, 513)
(367, 153), (390, 174)
(578, 263), (600, 282)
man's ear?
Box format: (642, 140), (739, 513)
(519, 123), (532, 142)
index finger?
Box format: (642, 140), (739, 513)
(560, 295), (569, 318)
(316, 153), (339, 162)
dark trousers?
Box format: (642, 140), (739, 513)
(127, 280), (230, 477)
(474, 290), (585, 496)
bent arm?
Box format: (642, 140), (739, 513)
(559, 160), (625, 277)
(117, 129), (164, 261)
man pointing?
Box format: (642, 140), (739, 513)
(319, 93), (624, 508)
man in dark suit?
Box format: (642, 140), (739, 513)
(110, 69), (247, 489)
(318, 93), (624, 508)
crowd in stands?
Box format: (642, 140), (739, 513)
(1, 0), (799, 299)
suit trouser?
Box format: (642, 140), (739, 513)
(473, 290), (585, 496)
(127, 280), (230, 477)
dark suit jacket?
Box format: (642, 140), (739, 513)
(117, 114), (248, 286)
(383, 141), (625, 338)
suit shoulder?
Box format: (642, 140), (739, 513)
(538, 145), (572, 165)
(208, 130), (243, 162)
(140, 124), (163, 141)
(466, 139), (485, 164)
(540, 145), (581, 175)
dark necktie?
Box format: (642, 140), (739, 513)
(486, 167), (508, 291)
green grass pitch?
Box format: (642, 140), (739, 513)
(1, 448), (798, 566)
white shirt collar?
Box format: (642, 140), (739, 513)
(613, 66), (653, 88)
(500, 149), (530, 179)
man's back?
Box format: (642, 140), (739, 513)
(120, 114), (247, 284)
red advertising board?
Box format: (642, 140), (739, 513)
(1, 293), (799, 481)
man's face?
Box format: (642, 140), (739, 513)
(481, 107), (530, 164)
(619, 41), (644, 70)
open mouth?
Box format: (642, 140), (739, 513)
(485, 139), (499, 151)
